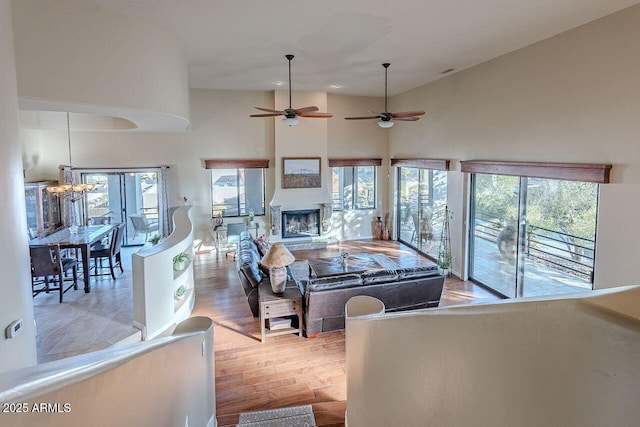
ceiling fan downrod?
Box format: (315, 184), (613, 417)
(383, 63), (390, 114)
(286, 54), (294, 110)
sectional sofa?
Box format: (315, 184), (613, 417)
(235, 231), (446, 336)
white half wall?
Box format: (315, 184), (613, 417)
(390, 4), (640, 288)
(0, 0), (37, 373)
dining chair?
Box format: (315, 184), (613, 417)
(225, 223), (247, 260)
(129, 214), (159, 242)
(30, 244), (78, 303)
(90, 223), (126, 280)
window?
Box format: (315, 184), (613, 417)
(211, 168), (265, 217)
(332, 166), (376, 210)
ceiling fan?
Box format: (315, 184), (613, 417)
(250, 54), (333, 126)
(345, 63), (425, 128)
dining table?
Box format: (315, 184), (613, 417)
(29, 224), (117, 293)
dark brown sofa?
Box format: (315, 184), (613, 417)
(289, 257), (445, 337)
(236, 232), (446, 335)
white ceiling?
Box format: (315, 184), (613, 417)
(91, 0), (639, 97)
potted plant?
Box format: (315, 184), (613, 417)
(174, 284), (186, 301)
(148, 234), (161, 245)
(437, 248), (451, 276)
(173, 252), (190, 271)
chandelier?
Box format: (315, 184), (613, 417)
(46, 112), (95, 200)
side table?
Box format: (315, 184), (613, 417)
(258, 281), (303, 342)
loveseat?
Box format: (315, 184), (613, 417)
(236, 232), (446, 335)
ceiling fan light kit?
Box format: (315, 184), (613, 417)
(250, 54), (333, 126)
(345, 62), (425, 128)
(282, 117), (299, 127)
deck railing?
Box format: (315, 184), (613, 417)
(473, 212), (595, 282)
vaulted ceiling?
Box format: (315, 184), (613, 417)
(91, 0), (639, 96)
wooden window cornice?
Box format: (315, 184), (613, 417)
(203, 159), (270, 169)
(328, 158), (382, 167)
(390, 158), (450, 171)
(460, 160), (611, 183)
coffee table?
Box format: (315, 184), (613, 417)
(308, 253), (382, 278)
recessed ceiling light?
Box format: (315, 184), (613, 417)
(274, 80), (285, 86)
(330, 84), (343, 89)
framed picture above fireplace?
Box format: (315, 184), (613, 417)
(282, 157), (321, 189)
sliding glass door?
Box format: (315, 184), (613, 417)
(82, 171), (159, 245)
(469, 173), (598, 298)
(397, 167), (447, 259)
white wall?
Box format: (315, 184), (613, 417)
(0, 0), (37, 373)
(21, 89), (390, 243)
(12, 0), (189, 131)
(390, 5), (640, 288)
(22, 89), (275, 242)
(271, 90), (332, 209)
(328, 94), (390, 240)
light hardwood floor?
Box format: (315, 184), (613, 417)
(33, 239), (501, 426)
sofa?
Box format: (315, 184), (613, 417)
(236, 232), (446, 336)
(236, 231), (267, 317)
(289, 256), (445, 337)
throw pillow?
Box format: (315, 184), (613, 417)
(258, 261), (270, 276)
(254, 234), (271, 256)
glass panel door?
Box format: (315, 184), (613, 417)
(82, 171), (159, 245)
(470, 173), (598, 298)
(397, 167), (447, 259)
(521, 178), (597, 297)
(470, 174), (520, 298)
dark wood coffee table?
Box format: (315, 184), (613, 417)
(308, 253), (382, 278)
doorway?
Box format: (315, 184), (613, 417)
(81, 170), (159, 246)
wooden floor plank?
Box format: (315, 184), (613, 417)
(192, 239), (501, 426)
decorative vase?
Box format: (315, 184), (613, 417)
(341, 252), (349, 268)
(382, 226), (390, 240)
(174, 260), (186, 271)
(375, 217), (383, 239)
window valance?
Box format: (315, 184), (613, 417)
(390, 159), (450, 170)
(460, 160), (611, 183)
(328, 158), (382, 167)
(204, 159), (270, 169)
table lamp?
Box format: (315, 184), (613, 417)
(261, 243), (295, 294)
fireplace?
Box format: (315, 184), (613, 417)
(282, 209), (320, 239)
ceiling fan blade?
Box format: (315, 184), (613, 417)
(250, 113), (284, 117)
(294, 106), (319, 115)
(393, 116), (420, 121)
(391, 111), (426, 118)
(345, 116), (380, 120)
(254, 107), (285, 114)
(299, 112), (333, 118)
